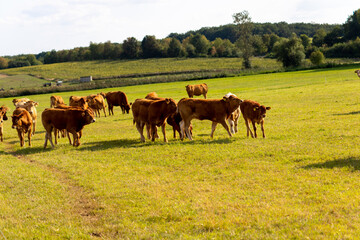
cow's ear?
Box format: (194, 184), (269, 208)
(266, 107), (271, 110)
(165, 98), (171, 104)
(222, 97), (227, 102)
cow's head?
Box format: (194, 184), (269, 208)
(0, 106), (9, 123)
(23, 101), (38, 114)
(82, 108), (96, 124)
(165, 98), (177, 113)
(11, 113), (24, 129)
(223, 95), (242, 111)
(253, 105), (271, 119)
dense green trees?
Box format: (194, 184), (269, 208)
(2, 8), (360, 70)
(273, 34), (305, 67)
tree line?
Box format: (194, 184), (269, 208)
(0, 8), (359, 70)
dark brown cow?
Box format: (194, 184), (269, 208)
(42, 108), (95, 148)
(105, 91), (131, 115)
(166, 112), (193, 139)
(0, 105), (9, 142)
(177, 95), (242, 140)
(87, 94), (106, 117)
(132, 98), (177, 142)
(50, 95), (65, 108)
(240, 100), (271, 138)
(185, 83), (208, 99)
(11, 108), (33, 147)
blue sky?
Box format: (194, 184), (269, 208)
(0, 0), (358, 56)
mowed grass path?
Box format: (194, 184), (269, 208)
(0, 66), (360, 239)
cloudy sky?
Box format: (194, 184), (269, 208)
(0, 0), (358, 56)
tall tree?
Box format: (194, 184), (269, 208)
(273, 34), (305, 67)
(233, 10), (254, 68)
(141, 35), (162, 58)
(343, 9), (360, 40)
(122, 37), (139, 59)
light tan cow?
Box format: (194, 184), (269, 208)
(14, 100), (38, 135)
(87, 94), (107, 117)
(50, 95), (65, 107)
(185, 83), (208, 99)
(224, 93), (241, 134)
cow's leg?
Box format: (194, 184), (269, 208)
(0, 128), (3, 142)
(44, 132), (48, 149)
(252, 121), (257, 138)
(260, 120), (266, 138)
(210, 122), (217, 138)
(173, 127), (177, 139)
(161, 123), (167, 143)
(184, 119), (193, 140)
(54, 129), (58, 144)
(203, 93), (207, 99)
(228, 119), (235, 134)
(146, 123), (151, 140)
(103, 107), (106, 117)
(234, 117), (239, 133)
(69, 130), (79, 146)
(220, 119), (232, 137)
(32, 120), (36, 135)
(136, 121), (146, 142)
(179, 120), (185, 140)
(244, 118), (254, 138)
(28, 129), (32, 146)
(66, 131), (72, 145)
(17, 130), (23, 147)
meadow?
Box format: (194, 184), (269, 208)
(0, 65), (360, 239)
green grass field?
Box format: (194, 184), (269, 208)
(0, 65), (360, 239)
(0, 58), (282, 81)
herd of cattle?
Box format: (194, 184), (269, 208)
(0, 83), (271, 148)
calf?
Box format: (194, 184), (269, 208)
(185, 83), (208, 99)
(224, 93), (241, 134)
(105, 91), (131, 115)
(87, 94), (107, 117)
(177, 95), (242, 140)
(50, 95), (65, 107)
(14, 100), (38, 135)
(11, 108), (33, 147)
(240, 100), (271, 138)
(42, 108), (96, 148)
(132, 98), (177, 142)
(0, 105), (9, 142)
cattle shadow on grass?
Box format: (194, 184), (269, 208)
(333, 111), (360, 116)
(79, 139), (149, 151)
(302, 157), (360, 171)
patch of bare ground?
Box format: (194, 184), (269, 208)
(3, 142), (104, 238)
(0, 74), (8, 78)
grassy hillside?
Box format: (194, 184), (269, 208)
(0, 58), (283, 80)
(0, 65), (360, 238)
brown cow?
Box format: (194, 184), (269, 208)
(185, 83), (208, 99)
(50, 95), (65, 107)
(11, 108), (33, 147)
(132, 98), (177, 142)
(42, 108), (96, 148)
(240, 100), (271, 138)
(105, 91), (131, 115)
(355, 70), (360, 78)
(0, 105), (9, 142)
(87, 94), (106, 117)
(224, 93), (241, 134)
(69, 96), (88, 109)
(177, 95), (242, 140)
(14, 100), (38, 136)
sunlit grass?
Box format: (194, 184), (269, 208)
(0, 65), (360, 238)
